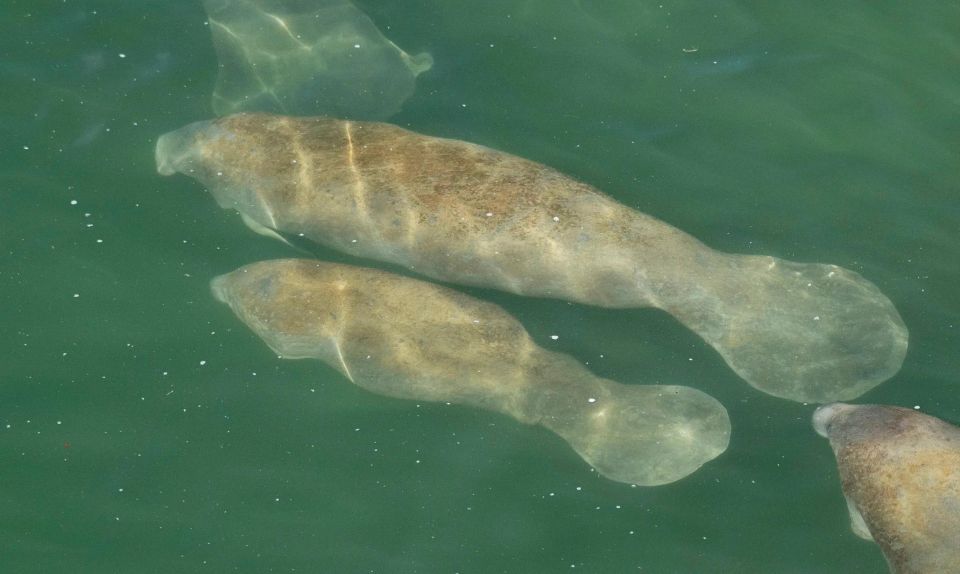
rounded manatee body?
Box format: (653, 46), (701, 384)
(210, 259), (731, 486)
(813, 403), (960, 574)
(157, 113), (908, 402)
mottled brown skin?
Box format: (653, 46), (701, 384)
(814, 403), (960, 574)
(158, 113), (908, 403)
(211, 259), (731, 486)
(164, 113), (698, 306)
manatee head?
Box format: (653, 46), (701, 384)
(813, 402), (923, 446)
(210, 259), (348, 360)
(155, 113), (313, 227)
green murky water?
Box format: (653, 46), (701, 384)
(2, 1), (958, 572)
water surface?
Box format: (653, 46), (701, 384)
(2, 1), (958, 572)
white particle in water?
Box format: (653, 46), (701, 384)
(914, 405), (921, 410)
(199, 360), (206, 366)
(587, 397), (597, 403)
(550, 335), (559, 340)
(73, 293), (79, 298)
(70, 200), (78, 205)
(118, 53), (126, 58)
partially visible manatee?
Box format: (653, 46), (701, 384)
(202, 0), (432, 119)
(814, 403), (960, 574)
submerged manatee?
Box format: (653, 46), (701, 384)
(202, 0), (432, 119)
(211, 259), (731, 486)
(157, 113), (909, 403)
(813, 403), (960, 574)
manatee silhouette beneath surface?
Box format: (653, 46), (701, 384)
(211, 259), (731, 486)
(202, 0), (432, 119)
(814, 403), (960, 574)
(157, 113), (909, 403)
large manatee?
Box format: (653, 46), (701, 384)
(211, 259), (731, 486)
(813, 403), (960, 573)
(156, 113), (909, 402)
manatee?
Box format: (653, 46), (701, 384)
(813, 403), (960, 574)
(202, 0), (432, 119)
(156, 113), (909, 403)
(211, 259), (731, 486)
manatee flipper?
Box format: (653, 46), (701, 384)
(240, 212), (297, 249)
(844, 495), (873, 541)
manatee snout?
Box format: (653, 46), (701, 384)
(812, 402), (856, 438)
(155, 119), (216, 176)
(209, 274), (231, 304)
